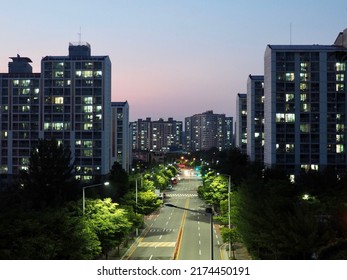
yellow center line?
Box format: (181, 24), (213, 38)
(174, 197), (190, 260)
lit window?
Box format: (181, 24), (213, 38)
(54, 71), (64, 78)
(336, 124), (344, 132)
(286, 93), (294, 102)
(300, 73), (309, 81)
(285, 73), (295, 81)
(13, 80), (19, 86)
(301, 103), (310, 112)
(83, 150), (93, 157)
(336, 74), (345, 81)
(21, 88), (30, 95)
(84, 141), (93, 148)
(82, 70), (93, 78)
(300, 124), (310, 133)
(285, 114), (295, 122)
(21, 106), (30, 112)
(286, 144), (294, 152)
(311, 165), (319, 171)
(34, 88), (39, 94)
(84, 123), (93, 130)
(336, 84), (344, 91)
(300, 83), (308, 91)
(83, 97), (93, 104)
(76, 140), (81, 146)
(300, 62), (308, 72)
(96, 106), (102, 113)
(336, 62), (346, 71)
(76, 70), (82, 77)
(94, 71), (102, 77)
(276, 113), (285, 122)
(337, 144), (344, 153)
(300, 93), (307, 101)
(83, 106), (93, 113)
(54, 97), (64, 104)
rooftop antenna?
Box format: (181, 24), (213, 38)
(78, 26), (82, 45)
(290, 22), (292, 45)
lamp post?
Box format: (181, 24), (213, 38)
(82, 181), (109, 214)
(165, 203), (214, 260)
(217, 173), (232, 259)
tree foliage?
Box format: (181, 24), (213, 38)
(84, 198), (132, 259)
(20, 138), (78, 209)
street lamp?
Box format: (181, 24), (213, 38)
(165, 203), (214, 260)
(82, 181), (109, 214)
(217, 173), (232, 259)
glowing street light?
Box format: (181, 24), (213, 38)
(82, 181), (109, 214)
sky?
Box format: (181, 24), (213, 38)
(0, 0), (347, 122)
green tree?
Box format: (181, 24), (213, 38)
(137, 190), (161, 215)
(84, 198), (132, 259)
(20, 138), (77, 209)
(106, 161), (129, 202)
(0, 205), (101, 260)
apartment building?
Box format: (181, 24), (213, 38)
(130, 117), (183, 152)
(111, 101), (130, 172)
(185, 110), (233, 152)
(264, 29), (347, 176)
(41, 42), (112, 181)
(247, 75), (264, 163)
(0, 55), (41, 185)
(0, 43), (118, 185)
(235, 93), (247, 154)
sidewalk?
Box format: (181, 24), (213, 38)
(220, 242), (252, 260)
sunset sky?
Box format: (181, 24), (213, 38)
(0, 0), (346, 121)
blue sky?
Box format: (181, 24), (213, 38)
(1, 0), (346, 121)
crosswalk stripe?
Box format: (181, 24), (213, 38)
(138, 242), (176, 247)
(166, 193), (198, 197)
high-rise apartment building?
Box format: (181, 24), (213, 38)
(264, 29), (347, 176)
(130, 117), (183, 152)
(247, 75), (264, 163)
(0, 56), (41, 185)
(235, 93), (247, 154)
(41, 43), (112, 181)
(185, 110), (233, 152)
(0, 43), (117, 186)
(111, 101), (130, 172)
(130, 118), (152, 151)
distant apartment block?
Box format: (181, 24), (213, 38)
(130, 117), (183, 152)
(264, 29), (347, 176)
(185, 110), (233, 152)
(235, 94), (247, 154)
(111, 101), (130, 172)
(247, 75), (264, 163)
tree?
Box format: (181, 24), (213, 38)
(0, 204), (101, 260)
(84, 198), (132, 259)
(20, 138), (77, 209)
(106, 161), (129, 202)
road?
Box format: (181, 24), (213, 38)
(126, 171), (223, 260)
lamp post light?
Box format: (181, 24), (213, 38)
(82, 181), (109, 214)
(165, 203), (214, 260)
